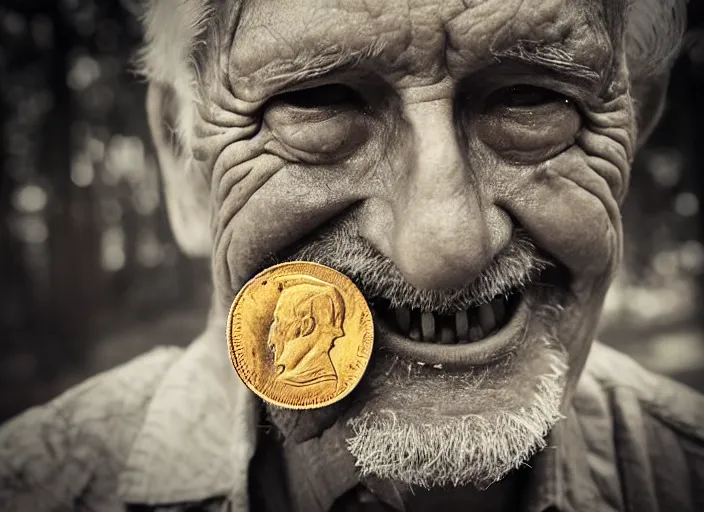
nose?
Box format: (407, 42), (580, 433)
(376, 98), (509, 290)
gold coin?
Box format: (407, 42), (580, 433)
(227, 261), (374, 410)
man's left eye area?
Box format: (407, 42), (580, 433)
(264, 84), (368, 160)
(476, 84), (582, 162)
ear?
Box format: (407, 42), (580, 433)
(300, 314), (316, 337)
(624, 0), (687, 148)
(146, 82), (211, 257)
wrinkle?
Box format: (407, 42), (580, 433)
(504, 168), (618, 278)
(211, 138), (261, 189)
(554, 163), (620, 231)
(398, 80), (454, 104)
(581, 96), (636, 164)
(195, 107), (258, 131)
(583, 107), (632, 130)
(217, 165), (254, 206)
(214, 156), (284, 244)
(589, 125), (634, 164)
(576, 131), (629, 199)
(195, 125), (259, 165)
(583, 155), (627, 205)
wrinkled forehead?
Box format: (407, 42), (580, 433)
(218, 0), (619, 98)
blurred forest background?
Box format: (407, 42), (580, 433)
(1, 0), (703, 423)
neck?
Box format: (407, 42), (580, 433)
(398, 472), (522, 512)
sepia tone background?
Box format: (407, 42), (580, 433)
(1, 0), (703, 423)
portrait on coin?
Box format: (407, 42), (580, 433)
(227, 262), (373, 410)
(268, 276), (347, 388)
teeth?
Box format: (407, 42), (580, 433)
(469, 325), (484, 342)
(409, 327), (421, 341)
(439, 325), (455, 344)
(385, 293), (515, 345)
(455, 311), (469, 341)
(421, 312), (436, 342)
(478, 304), (496, 334)
(409, 312), (421, 340)
(396, 307), (411, 333)
(492, 298), (506, 324)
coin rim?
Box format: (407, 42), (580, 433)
(226, 261), (374, 410)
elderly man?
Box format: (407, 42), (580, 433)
(2, 0), (703, 510)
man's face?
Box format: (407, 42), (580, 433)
(190, 0), (633, 489)
(268, 287), (340, 369)
(268, 301), (296, 367)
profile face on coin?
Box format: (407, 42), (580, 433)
(227, 262), (374, 409)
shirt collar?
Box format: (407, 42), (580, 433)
(117, 327), (258, 509)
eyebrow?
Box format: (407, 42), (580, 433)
(238, 38), (603, 95)
(491, 40), (603, 85)
(236, 43), (386, 94)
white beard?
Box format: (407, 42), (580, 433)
(345, 336), (567, 490)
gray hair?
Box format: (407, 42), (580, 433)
(132, 0), (214, 100)
(625, 0), (688, 82)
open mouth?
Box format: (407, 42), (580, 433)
(371, 291), (522, 345)
(370, 288), (533, 368)
(366, 260), (571, 368)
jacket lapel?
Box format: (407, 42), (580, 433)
(118, 329), (258, 510)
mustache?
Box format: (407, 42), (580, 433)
(267, 215), (553, 315)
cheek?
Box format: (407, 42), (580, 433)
(210, 147), (371, 305)
(488, 136), (627, 282)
